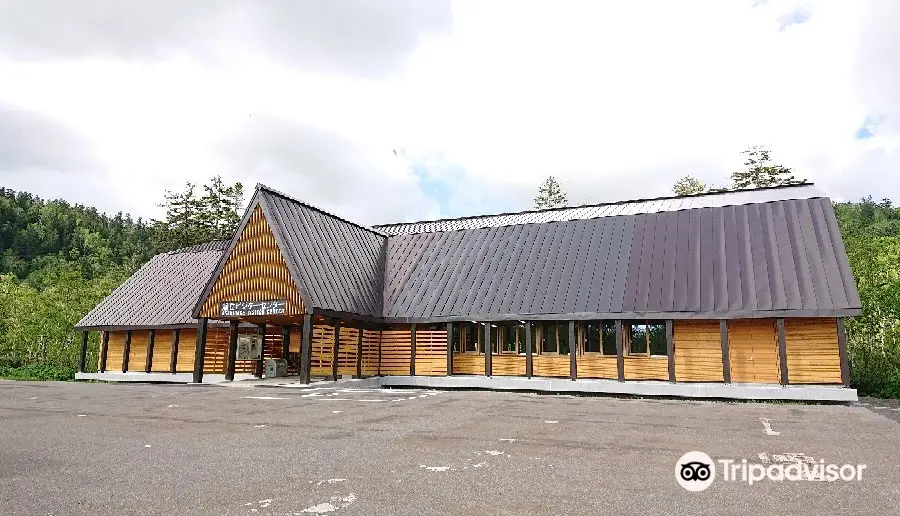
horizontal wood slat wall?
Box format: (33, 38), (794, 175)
(623, 357), (669, 380)
(176, 329), (197, 373)
(532, 355), (569, 378)
(151, 331), (172, 372)
(380, 329), (412, 375)
(338, 326), (359, 376)
(199, 205), (305, 318)
(415, 330), (448, 376)
(729, 319), (779, 384)
(785, 318), (841, 384)
(674, 321), (724, 382)
(452, 353), (485, 375)
(311, 324), (335, 377)
(491, 355), (526, 376)
(361, 329), (380, 376)
(128, 331), (148, 371)
(578, 355), (617, 379)
(203, 328), (230, 374)
(104, 331), (126, 371)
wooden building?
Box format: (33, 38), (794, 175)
(75, 183), (860, 400)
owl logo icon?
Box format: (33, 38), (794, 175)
(675, 451), (715, 491)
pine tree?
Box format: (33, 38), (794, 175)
(672, 175), (706, 196)
(534, 176), (568, 209)
(730, 145), (804, 189)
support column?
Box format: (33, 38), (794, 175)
(144, 329), (155, 373)
(282, 324), (291, 360)
(666, 320), (675, 383)
(484, 323), (492, 377)
(226, 320), (239, 381)
(720, 320), (731, 384)
(410, 324), (417, 376)
(192, 318), (208, 384)
(122, 329), (132, 373)
(569, 321), (577, 381)
(615, 320), (624, 382)
(99, 331), (109, 373)
(299, 313), (313, 384)
(332, 321), (342, 381)
(525, 322), (533, 378)
(837, 317), (849, 387)
(170, 329), (180, 374)
(446, 322), (454, 376)
(256, 323), (266, 378)
(355, 323), (363, 378)
(77, 331), (88, 373)
(776, 318), (789, 386)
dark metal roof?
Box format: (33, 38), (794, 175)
(75, 243), (225, 330)
(257, 186), (386, 317)
(383, 197), (861, 321)
(374, 183), (825, 235)
(169, 240), (228, 254)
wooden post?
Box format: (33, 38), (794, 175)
(484, 323), (492, 377)
(122, 329), (132, 373)
(99, 331), (109, 373)
(226, 320), (239, 381)
(410, 324), (417, 376)
(720, 320), (731, 384)
(282, 324), (291, 360)
(192, 318), (208, 383)
(331, 321), (342, 381)
(615, 320), (624, 381)
(837, 317), (849, 387)
(77, 331), (88, 373)
(569, 321), (577, 381)
(525, 322), (533, 378)
(776, 318), (789, 385)
(299, 314), (313, 384)
(170, 329), (180, 374)
(144, 329), (155, 374)
(666, 320), (675, 383)
(355, 323), (363, 378)
(446, 322), (454, 376)
(256, 323), (266, 378)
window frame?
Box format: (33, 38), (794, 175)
(536, 321), (570, 355)
(624, 320), (668, 358)
(581, 320), (618, 356)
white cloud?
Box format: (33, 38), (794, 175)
(0, 0), (898, 225)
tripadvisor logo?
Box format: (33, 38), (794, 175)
(675, 451), (867, 491)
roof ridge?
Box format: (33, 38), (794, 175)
(255, 184), (387, 238)
(373, 182), (817, 229)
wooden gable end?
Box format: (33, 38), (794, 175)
(199, 205), (305, 318)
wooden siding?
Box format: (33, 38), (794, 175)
(176, 329), (197, 373)
(337, 326), (359, 376)
(728, 319), (780, 384)
(492, 355), (526, 376)
(128, 331), (148, 371)
(532, 355), (569, 378)
(361, 329), (380, 376)
(150, 331), (172, 372)
(452, 353), (485, 375)
(674, 320), (724, 382)
(623, 357), (669, 380)
(311, 324), (335, 377)
(785, 318), (841, 384)
(199, 205), (305, 318)
(104, 331), (126, 371)
(415, 330), (448, 376)
(380, 328), (412, 376)
(578, 355), (618, 379)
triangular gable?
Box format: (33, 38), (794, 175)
(194, 193), (309, 319)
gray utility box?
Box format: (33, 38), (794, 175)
(264, 358), (288, 378)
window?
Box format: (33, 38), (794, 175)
(454, 322), (498, 354)
(625, 320), (667, 356)
(537, 322), (569, 355)
(500, 322), (525, 354)
(460, 323), (479, 353)
(583, 321), (618, 355)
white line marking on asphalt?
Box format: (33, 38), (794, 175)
(874, 406), (889, 410)
(473, 462), (487, 468)
(499, 438), (517, 443)
(544, 420), (558, 424)
(167, 404), (179, 408)
(759, 417), (780, 436)
(299, 493), (357, 513)
(332, 410), (342, 414)
(485, 450), (504, 456)
(77, 414), (86, 417)
(316, 478), (346, 485)
(758, 452), (770, 463)
(420, 465), (451, 472)
(243, 396), (285, 400)
(144, 445), (151, 448)
(254, 424), (267, 428)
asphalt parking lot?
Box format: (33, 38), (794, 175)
(1, 381), (898, 515)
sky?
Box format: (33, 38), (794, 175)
(0, 0), (898, 226)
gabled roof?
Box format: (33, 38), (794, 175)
(75, 241), (228, 330)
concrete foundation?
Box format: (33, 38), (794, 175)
(75, 372), (256, 384)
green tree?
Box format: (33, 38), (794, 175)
(730, 145), (804, 189)
(672, 175), (707, 196)
(534, 176), (568, 209)
(152, 176), (244, 252)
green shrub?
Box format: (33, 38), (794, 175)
(850, 341), (900, 399)
(0, 363), (75, 381)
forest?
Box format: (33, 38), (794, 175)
(1, 164), (899, 398)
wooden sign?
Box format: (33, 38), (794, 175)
(220, 300), (286, 317)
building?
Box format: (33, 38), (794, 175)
(74, 183), (861, 401)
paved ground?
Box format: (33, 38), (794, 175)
(0, 381), (898, 515)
